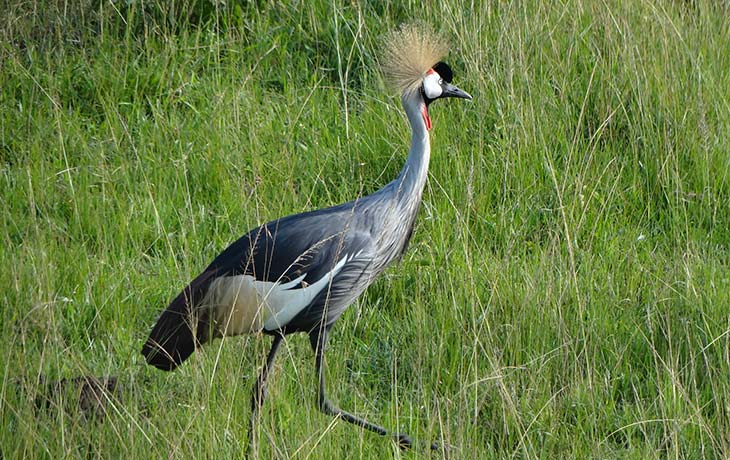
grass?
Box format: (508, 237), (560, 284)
(2, 0), (729, 458)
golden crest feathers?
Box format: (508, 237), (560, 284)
(381, 24), (449, 95)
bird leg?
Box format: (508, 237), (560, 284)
(248, 334), (283, 452)
(310, 328), (414, 449)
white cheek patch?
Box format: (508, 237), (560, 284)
(423, 72), (443, 99)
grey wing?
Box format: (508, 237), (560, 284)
(141, 202), (375, 369)
(239, 199), (390, 333)
(281, 236), (377, 333)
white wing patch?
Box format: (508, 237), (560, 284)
(260, 255), (348, 331)
(199, 255), (351, 336)
(204, 274), (265, 336)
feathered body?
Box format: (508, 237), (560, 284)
(142, 25), (449, 370)
(142, 87), (432, 369)
(141, 28), (470, 453)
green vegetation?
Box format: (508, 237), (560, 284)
(2, 1), (729, 458)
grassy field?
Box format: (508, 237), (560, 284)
(2, 1), (729, 458)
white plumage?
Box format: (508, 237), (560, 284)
(200, 255), (351, 335)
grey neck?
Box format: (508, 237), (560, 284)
(364, 90), (432, 267)
(393, 91), (431, 204)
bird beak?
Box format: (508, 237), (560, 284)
(441, 83), (472, 100)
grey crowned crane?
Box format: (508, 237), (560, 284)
(141, 25), (471, 450)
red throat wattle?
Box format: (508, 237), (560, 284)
(421, 104), (432, 131)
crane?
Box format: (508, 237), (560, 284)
(141, 24), (471, 450)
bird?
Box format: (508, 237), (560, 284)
(141, 24), (471, 450)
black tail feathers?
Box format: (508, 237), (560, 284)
(141, 311), (199, 371)
(141, 273), (215, 371)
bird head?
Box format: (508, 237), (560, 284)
(382, 24), (471, 130)
(422, 61), (472, 103)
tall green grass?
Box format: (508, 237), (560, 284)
(2, 1), (729, 458)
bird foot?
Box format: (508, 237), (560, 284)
(396, 433), (453, 454)
(396, 433), (413, 450)
(430, 440), (453, 458)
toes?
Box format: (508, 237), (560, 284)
(430, 441), (452, 458)
(396, 433), (413, 450)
